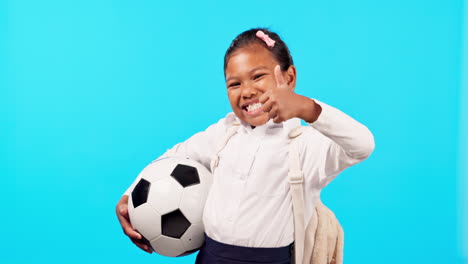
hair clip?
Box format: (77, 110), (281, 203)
(256, 30), (276, 47)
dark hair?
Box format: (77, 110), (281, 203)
(224, 28), (294, 75)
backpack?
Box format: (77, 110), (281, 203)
(210, 120), (344, 264)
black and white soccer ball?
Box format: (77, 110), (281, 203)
(128, 156), (213, 257)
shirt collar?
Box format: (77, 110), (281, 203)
(233, 114), (302, 135)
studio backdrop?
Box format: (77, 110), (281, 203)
(1, 0), (466, 263)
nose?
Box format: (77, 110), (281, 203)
(241, 84), (257, 99)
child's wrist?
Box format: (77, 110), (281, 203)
(297, 96), (322, 123)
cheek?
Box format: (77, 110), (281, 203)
(227, 89), (240, 104)
(257, 78), (274, 91)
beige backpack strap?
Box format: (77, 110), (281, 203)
(210, 120), (240, 173)
(288, 126), (306, 264)
(288, 125), (344, 264)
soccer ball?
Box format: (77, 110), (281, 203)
(128, 156), (213, 257)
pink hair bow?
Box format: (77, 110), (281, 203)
(256, 30), (276, 47)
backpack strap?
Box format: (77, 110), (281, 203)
(210, 120), (240, 173)
(288, 126), (306, 264)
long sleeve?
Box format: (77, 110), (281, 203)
(302, 99), (375, 189)
(123, 115), (231, 196)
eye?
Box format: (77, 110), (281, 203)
(228, 82), (240, 88)
(254, 74), (265, 80)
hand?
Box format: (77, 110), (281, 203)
(259, 65), (301, 123)
(116, 195), (153, 253)
(260, 65), (321, 123)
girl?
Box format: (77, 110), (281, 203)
(116, 28), (375, 264)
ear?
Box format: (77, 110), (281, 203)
(285, 65), (297, 91)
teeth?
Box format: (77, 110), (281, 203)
(246, 102), (262, 112)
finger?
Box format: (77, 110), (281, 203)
(133, 240), (152, 254)
(274, 65), (287, 89)
(119, 205), (129, 219)
(262, 98), (274, 113)
(122, 223), (142, 240)
(131, 238), (150, 251)
(259, 90), (271, 104)
(268, 105), (278, 119)
(117, 211), (142, 240)
(130, 237), (153, 254)
(273, 115), (283, 123)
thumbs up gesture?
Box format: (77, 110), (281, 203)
(259, 65), (321, 123)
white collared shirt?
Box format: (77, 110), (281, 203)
(125, 99), (375, 248)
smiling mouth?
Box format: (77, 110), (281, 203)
(242, 102), (263, 115)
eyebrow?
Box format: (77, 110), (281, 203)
(225, 66), (269, 83)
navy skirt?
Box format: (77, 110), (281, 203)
(195, 234), (294, 264)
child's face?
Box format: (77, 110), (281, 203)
(225, 44), (289, 127)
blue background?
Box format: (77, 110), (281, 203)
(1, 0), (466, 263)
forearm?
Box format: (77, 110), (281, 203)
(296, 95), (322, 124)
(303, 98), (375, 160)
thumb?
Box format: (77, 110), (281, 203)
(274, 65), (287, 89)
(120, 204), (129, 218)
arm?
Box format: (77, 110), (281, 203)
(116, 116), (228, 253)
(123, 118), (226, 196)
(257, 64), (374, 188)
(299, 97), (375, 188)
